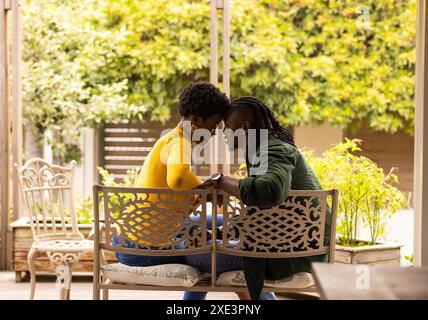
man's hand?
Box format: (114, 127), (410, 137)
(215, 176), (241, 199)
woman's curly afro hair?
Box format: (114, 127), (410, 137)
(178, 82), (230, 119)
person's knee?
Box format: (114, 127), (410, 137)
(184, 254), (211, 273)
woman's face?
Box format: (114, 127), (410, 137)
(191, 113), (223, 144)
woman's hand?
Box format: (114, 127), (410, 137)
(198, 178), (213, 189)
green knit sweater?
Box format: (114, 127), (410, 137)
(238, 136), (331, 300)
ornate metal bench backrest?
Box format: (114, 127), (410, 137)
(15, 158), (82, 242)
(94, 186), (338, 261)
(216, 189), (338, 260)
(94, 185), (212, 256)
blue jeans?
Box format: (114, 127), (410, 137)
(184, 215), (275, 300)
(114, 213), (275, 300)
(183, 251), (276, 300)
(112, 213), (219, 266)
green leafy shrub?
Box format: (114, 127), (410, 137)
(404, 254), (414, 266)
(75, 196), (93, 224)
(23, 0), (146, 164)
(98, 167), (139, 187)
(23, 0), (416, 163)
(303, 139), (407, 247)
(68, 167), (140, 223)
(96, 167), (140, 218)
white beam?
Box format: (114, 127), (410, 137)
(210, 0), (219, 175)
(0, 0), (10, 270)
(12, 0), (23, 222)
(414, 0), (428, 266)
(209, 0), (218, 87)
(209, 0), (231, 176)
(222, 0), (230, 176)
(4, 0), (10, 10)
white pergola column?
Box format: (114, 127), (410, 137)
(414, 0), (428, 267)
(11, 0), (23, 222)
(0, 0), (22, 270)
(210, 0), (230, 176)
(0, 0), (10, 270)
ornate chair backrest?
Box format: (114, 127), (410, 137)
(216, 189), (339, 261)
(93, 185), (212, 256)
(93, 186), (338, 261)
(15, 158), (82, 242)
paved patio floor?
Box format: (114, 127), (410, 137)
(0, 272), (314, 300)
(0, 271), (234, 300)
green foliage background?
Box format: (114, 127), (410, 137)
(23, 0), (416, 163)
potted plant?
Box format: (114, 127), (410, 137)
(304, 139), (408, 266)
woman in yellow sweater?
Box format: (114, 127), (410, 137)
(114, 82), (235, 299)
(114, 83), (276, 300)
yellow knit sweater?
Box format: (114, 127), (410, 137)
(136, 127), (202, 190)
(119, 127), (202, 246)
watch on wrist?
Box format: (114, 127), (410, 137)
(211, 172), (223, 188)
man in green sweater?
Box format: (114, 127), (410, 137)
(212, 96), (331, 300)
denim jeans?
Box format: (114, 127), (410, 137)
(113, 213), (275, 300)
(184, 215), (275, 300)
(183, 251), (276, 300)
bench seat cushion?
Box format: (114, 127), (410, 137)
(101, 263), (204, 288)
(216, 270), (315, 289)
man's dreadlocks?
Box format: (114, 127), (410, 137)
(230, 96), (296, 147)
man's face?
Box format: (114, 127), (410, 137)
(223, 109), (250, 150)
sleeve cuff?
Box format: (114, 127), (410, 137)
(238, 177), (256, 206)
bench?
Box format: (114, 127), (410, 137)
(92, 185), (338, 300)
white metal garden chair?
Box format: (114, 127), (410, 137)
(15, 158), (93, 300)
